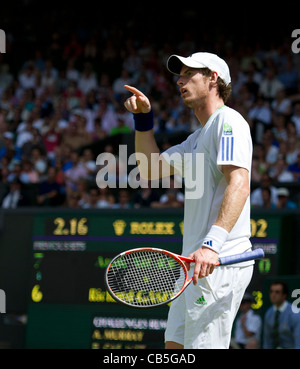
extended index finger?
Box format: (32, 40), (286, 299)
(124, 85), (145, 97)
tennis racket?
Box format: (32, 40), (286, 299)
(105, 247), (264, 308)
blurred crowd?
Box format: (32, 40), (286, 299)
(231, 280), (300, 349)
(1, 5), (300, 209)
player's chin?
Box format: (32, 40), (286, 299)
(182, 97), (194, 108)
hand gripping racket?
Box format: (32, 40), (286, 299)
(105, 247), (264, 308)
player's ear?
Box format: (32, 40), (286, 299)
(210, 71), (218, 85)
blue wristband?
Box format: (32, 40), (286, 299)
(134, 110), (154, 132)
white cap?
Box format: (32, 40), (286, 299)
(277, 187), (289, 197)
(167, 52), (231, 86)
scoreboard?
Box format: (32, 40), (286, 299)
(25, 209), (293, 349)
(26, 209), (183, 349)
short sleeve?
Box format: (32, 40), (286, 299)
(161, 131), (198, 177)
(216, 113), (252, 172)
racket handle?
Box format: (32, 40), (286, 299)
(218, 248), (264, 266)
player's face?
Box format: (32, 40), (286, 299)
(177, 66), (210, 109)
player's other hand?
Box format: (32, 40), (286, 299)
(124, 85), (151, 114)
(187, 247), (219, 285)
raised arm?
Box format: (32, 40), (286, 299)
(124, 85), (175, 180)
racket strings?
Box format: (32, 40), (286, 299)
(107, 251), (186, 306)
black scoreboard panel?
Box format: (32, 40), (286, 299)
(25, 209), (293, 349)
(26, 210), (182, 349)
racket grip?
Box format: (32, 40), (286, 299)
(218, 248), (264, 266)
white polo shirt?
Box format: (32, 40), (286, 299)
(162, 106), (253, 258)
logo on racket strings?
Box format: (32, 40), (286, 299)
(112, 256), (178, 270)
(115, 289), (174, 306)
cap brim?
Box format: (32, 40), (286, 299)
(167, 54), (206, 75)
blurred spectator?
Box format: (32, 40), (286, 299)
(277, 57), (299, 94)
(251, 159), (262, 183)
(276, 187), (298, 209)
(64, 151), (88, 193)
(83, 35), (98, 63)
(15, 117), (34, 149)
(259, 187), (277, 209)
(268, 156), (294, 183)
(251, 173), (278, 207)
(78, 63), (98, 94)
(19, 159), (39, 184)
(113, 69), (132, 102)
(272, 113), (288, 143)
(110, 116), (131, 136)
(41, 64), (56, 90)
(98, 187), (115, 208)
(22, 128), (46, 159)
(151, 177), (184, 208)
(261, 129), (279, 165)
(123, 47), (142, 78)
(248, 95), (272, 144)
(0, 156), (11, 184)
(30, 147), (48, 177)
(61, 121), (91, 151)
(65, 59), (80, 83)
(94, 97), (118, 134)
(63, 33), (83, 62)
(286, 120), (298, 140)
(80, 148), (97, 180)
(286, 136), (299, 165)
(112, 189), (133, 209)
(18, 64), (36, 91)
(291, 101), (300, 135)
(36, 166), (63, 206)
(0, 131), (22, 162)
(40, 117), (61, 159)
(263, 281), (300, 349)
(91, 117), (107, 141)
(233, 292), (262, 349)
(6, 163), (22, 183)
(65, 190), (81, 208)
(75, 178), (89, 207)
(0, 65), (13, 94)
(133, 180), (160, 208)
(259, 67), (284, 102)
(63, 81), (81, 111)
(271, 89), (291, 117)
(81, 187), (102, 209)
(251, 144), (268, 182)
(287, 152), (300, 181)
(1, 179), (30, 208)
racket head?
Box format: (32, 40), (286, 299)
(105, 248), (190, 309)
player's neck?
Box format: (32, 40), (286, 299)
(194, 96), (225, 127)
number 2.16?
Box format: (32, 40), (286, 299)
(53, 217), (88, 236)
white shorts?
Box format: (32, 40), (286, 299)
(164, 265), (253, 349)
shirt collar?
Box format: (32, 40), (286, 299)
(273, 300), (288, 313)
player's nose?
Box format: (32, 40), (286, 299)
(177, 76), (184, 86)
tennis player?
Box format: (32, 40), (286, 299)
(123, 52), (253, 349)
